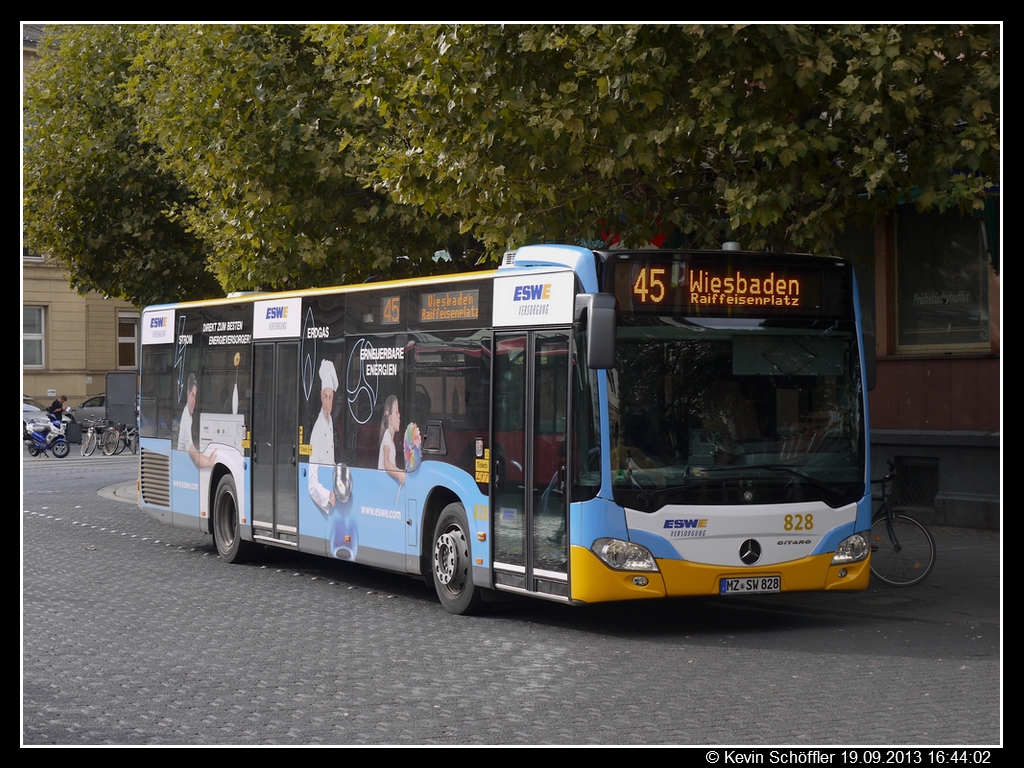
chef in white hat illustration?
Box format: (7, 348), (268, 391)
(308, 358), (339, 514)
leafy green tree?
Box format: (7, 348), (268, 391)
(24, 24), (477, 305)
(23, 25), (221, 306)
(316, 23), (999, 254)
(684, 24), (999, 251)
(312, 24), (705, 251)
(121, 24), (473, 292)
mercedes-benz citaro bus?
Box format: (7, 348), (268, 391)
(139, 244), (873, 614)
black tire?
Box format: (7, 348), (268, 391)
(870, 512), (936, 587)
(213, 475), (255, 564)
(431, 503), (483, 615)
(127, 430), (138, 455)
(51, 439), (70, 459)
(28, 446), (39, 457)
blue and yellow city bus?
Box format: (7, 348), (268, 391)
(139, 244), (872, 614)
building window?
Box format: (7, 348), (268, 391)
(24, 306), (45, 367)
(896, 206), (991, 352)
(23, 229), (43, 261)
(118, 313), (139, 369)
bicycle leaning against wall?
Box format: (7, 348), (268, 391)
(870, 461), (936, 587)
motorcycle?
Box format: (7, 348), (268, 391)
(24, 412), (71, 458)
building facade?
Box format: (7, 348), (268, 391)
(23, 253), (140, 406)
(842, 203), (1000, 530)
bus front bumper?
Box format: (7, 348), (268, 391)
(569, 545), (870, 604)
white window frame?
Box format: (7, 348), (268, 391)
(24, 306), (45, 367)
(117, 312), (140, 370)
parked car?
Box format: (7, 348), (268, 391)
(68, 394), (106, 424)
(23, 397), (49, 425)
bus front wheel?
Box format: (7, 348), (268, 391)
(213, 475), (254, 564)
(431, 503), (483, 615)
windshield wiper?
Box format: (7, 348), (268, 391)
(697, 463), (849, 502)
(757, 465), (847, 498)
(635, 479), (721, 502)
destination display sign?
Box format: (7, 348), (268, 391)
(611, 255), (852, 319)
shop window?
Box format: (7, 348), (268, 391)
(895, 206), (991, 352)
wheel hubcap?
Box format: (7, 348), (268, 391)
(434, 529), (461, 588)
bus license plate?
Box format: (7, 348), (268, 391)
(721, 576), (781, 595)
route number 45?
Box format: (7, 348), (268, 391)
(633, 268), (667, 304)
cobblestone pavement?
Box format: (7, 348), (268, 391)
(22, 479), (1001, 745)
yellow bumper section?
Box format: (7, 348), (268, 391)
(569, 546), (870, 604)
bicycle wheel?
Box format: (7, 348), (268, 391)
(870, 513), (936, 587)
(82, 429), (98, 457)
(113, 428), (128, 455)
(127, 429), (138, 455)
(101, 426), (122, 456)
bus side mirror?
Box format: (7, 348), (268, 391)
(576, 293), (617, 370)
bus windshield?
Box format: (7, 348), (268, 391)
(609, 316), (864, 510)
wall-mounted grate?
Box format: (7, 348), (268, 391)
(894, 456), (939, 511)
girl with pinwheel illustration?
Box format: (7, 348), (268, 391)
(377, 395), (406, 486)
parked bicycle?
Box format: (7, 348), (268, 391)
(870, 461), (936, 587)
(81, 422), (98, 456)
(121, 424), (138, 455)
(81, 419), (112, 457)
(101, 423), (122, 455)
(81, 419), (138, 457)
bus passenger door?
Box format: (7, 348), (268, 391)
(492, 331), (570, 599)
(252, 342), (299, 546)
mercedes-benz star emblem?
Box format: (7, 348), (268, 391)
(739, 539), (762, 565)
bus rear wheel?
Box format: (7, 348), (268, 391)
(431, 503), (483, 615)
(213, 475), (254, 564)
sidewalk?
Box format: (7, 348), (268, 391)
(101, 480), (140, 504)
(105, 481), (1000, 627)
(763, 526), (1001, 627)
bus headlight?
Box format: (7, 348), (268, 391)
(592, 538), (659, 571)
(831, 533), (869, 564)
